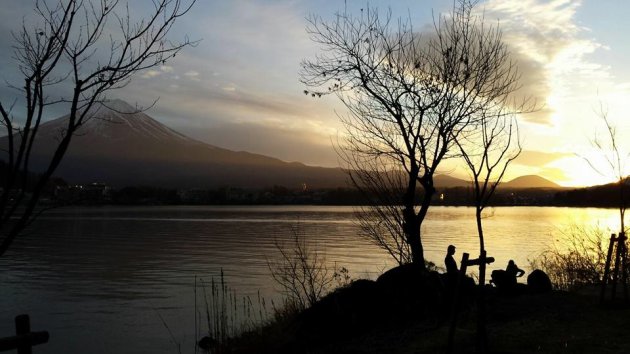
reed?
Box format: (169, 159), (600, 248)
(196, 270), (272, 353)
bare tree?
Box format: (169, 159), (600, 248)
(456, 109), (521, 280)
(0, 0), (197, 257)
(301, 1), (523, 268)
(582, 107), (630, 301)
(454, 108), (521, 352)
(583, 107), (629, 237)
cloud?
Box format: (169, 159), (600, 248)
(179, 120), (340, 167)
(480, 0), (604, 125)
(142, 66), (175, 79)
(513, 150), (573, 167)
(141, 70), (162, 79)
(538, 167), (572, 182)
(117, 61), (344, 167)
(184, 70), (200, 81)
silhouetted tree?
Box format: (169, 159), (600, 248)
(583, 107), (630, 301)
(455, 108), (521, 352)
(0, 0), (197, 257)
(301, 1), (524, 267)
(583, 107), (629, 236)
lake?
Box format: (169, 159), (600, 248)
(0, 205), (621, 353)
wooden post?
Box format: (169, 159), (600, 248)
(447, 252), (495, 354)
(447, 252), (469, 354)
(600, 234), (616, 304)
(619, 232), (629, 302)
(15, 315), (32, 354)
(0, 315), (49, 353)
(612, 233), (625, 301)
(477, 250), (489, 354)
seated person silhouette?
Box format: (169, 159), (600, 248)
(491, 259), (525, 292)
(445, 245), (458, 277)
(506, 260), (525, 280)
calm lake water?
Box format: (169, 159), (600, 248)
(0, 205), (622, 353)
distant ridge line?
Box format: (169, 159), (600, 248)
(0, 99), (566, 190)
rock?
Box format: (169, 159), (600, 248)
(295, 279), (381, 341)
(377, 264), (448, 317)
(376, 263), (425, 293)
(527, 269), (552, 293)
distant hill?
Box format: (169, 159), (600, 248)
(0, 100), (349, 189)
(434, 174), (470, 188)
(501, 175), (562, 189)
(554, 177), (630, 207)
(433, 174), (563, 190)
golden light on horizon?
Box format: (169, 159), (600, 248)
(549, 155), (624, 187)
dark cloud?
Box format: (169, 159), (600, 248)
(207, 89), (312, 118)
(508, 50), (552, 123)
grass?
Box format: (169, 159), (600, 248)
(195, 270), (273, 353)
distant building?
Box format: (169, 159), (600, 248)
(55, 182), (111, 204)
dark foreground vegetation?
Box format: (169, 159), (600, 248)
(214, 268), (630, 354)
(195, 223), (628, 354)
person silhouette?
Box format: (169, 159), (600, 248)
(445, 245), (458, 276)
(506, 260), (525, 280)
(491, 260), (525, 292)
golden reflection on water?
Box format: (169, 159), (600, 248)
(414, 206), (621, 278)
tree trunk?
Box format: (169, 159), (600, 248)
(407, 183), (435, 268)
(402, 168), (426, 268)
(406, 214), (424, 268)
(475, 207), (488, 353)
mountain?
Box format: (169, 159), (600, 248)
(501, 175), (561, 189)
(343, 173), (560, 190)
(8, 100), (349, 189)
(1, 100), (568, 191)
(434, 174), (470, 188)
(433, 174), (564, 189)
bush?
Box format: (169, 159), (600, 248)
(267, 224), (350, 311)
(529, 223), (609, 291)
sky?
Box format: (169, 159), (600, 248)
(1, 0), (630, 187)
